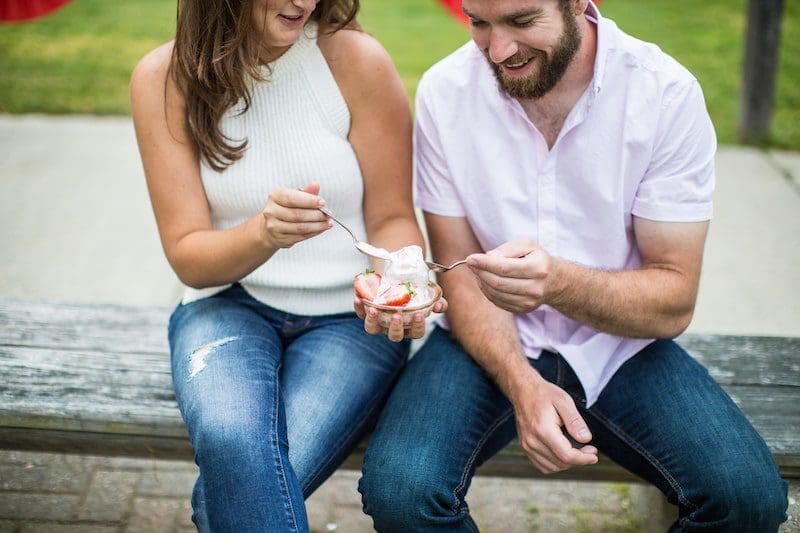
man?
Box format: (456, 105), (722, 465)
(357, 0), (788, 531)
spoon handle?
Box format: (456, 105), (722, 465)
(319, 206), (358, 242)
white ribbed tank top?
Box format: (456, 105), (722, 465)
(182, 23), (370, 315)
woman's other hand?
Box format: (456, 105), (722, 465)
(354, 296), (448, 343)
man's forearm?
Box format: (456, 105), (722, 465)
(548, 259), (696, 339)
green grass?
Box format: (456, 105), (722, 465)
(0, 0), (798, 148)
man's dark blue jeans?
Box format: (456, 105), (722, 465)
(359, 326), (788, 532)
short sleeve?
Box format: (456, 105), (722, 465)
(414, 75), (466, 217)
(632, 80), (716, 222)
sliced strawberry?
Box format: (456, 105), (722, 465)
(354, 269), (382, 301)
(380, 282), (415, 307)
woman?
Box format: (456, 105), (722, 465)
(131, 0), (433, 530)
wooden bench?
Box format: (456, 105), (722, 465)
(1, 297), (798, 521)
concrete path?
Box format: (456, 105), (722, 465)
(1, 114), (798, 335)
(1, 114), (798, 532)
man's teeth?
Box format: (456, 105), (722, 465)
(506, 58), (530, 68)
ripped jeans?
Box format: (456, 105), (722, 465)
(168, 284), (408, 532)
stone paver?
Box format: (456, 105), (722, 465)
(785, 482), (800, 532)
(137, 470), (197, 498)
(0, 449), (689, 532)
(0, 465), (46, 492)
(0, 493), (81, 522)
(77, 470), (140, 522)
(126, 497), (183, 533)
(19, 525), (118, 533)
(42, 455), (92, 494)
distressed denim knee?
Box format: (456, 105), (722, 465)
(168, 295), (306, 532)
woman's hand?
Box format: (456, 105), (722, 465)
(354, 296), (448, 343)
(261, 182), (332, 249)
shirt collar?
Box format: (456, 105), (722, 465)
(587, 0), (610, 96)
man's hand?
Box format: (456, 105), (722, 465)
(466, 239), (558, 314)
(354, 296), (447, 343)
(513, 375), (598, 474)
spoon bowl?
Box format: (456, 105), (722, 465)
(319, 206), (391, 261)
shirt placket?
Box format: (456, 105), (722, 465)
(537, 155), (557, 253)
(538, 152), (560, 347)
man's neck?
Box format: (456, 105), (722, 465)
(518, 18), (598, 149)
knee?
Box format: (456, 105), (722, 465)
(360, 450), (459, 531)
(190, 412), (273, 465)
(696, 468), (787, 530)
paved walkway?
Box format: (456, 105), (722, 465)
(1, 450), (666, 532)
(1, 114), (799, 532)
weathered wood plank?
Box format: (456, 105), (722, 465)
(0, 426), (650, 483)
(0, 297), (170, 355)
(1, 342), (797, 475)
(2, 297), (798, 387)
(0, 297), (798, 480)
(681, 334), (800, 387)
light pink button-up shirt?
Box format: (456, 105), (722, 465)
(414, 3), (716, 406)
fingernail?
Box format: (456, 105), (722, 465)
(318, 199), (326, 206)
(578, 429), (590, 440)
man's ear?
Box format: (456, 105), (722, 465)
(572, 0), (590, 16)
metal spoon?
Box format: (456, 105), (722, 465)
(424, 259), (468, 273)
(319, 206), (391, 260)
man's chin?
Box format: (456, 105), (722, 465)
(498, 76), (545, 99)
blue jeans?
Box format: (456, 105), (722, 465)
(359, 326), (788, 532)
(168, 284), (408, 532)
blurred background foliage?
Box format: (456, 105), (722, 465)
(0, 0), (797, 148)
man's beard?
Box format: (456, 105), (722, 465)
(488, 11), (581, 99)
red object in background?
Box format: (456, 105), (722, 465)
(437, 0), (469, 25)
(0, 0), (72, 23)
(437, 0), (601, 26)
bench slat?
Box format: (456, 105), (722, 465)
(0, 298), (169, 355)
(3, 298), (798, 387)
(1, 297), (798, 480)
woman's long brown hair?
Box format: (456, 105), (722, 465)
(170, 0), (360, 172)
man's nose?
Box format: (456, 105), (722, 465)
(487, 29), (518, 64)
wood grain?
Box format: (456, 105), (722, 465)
(1, 297), (798, 479)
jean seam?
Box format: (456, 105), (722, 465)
(586, 407), (698, 513)
(300, 353), (406, 495)
(272, 363), (301, 533)
(451, 407), (515, 517)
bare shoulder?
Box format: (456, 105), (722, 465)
(130, 40), (189, 143)
(318, 29), (402, 101)
(130, 41), (175, 98)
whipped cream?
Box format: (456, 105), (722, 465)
(374, 245), (433, 306)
